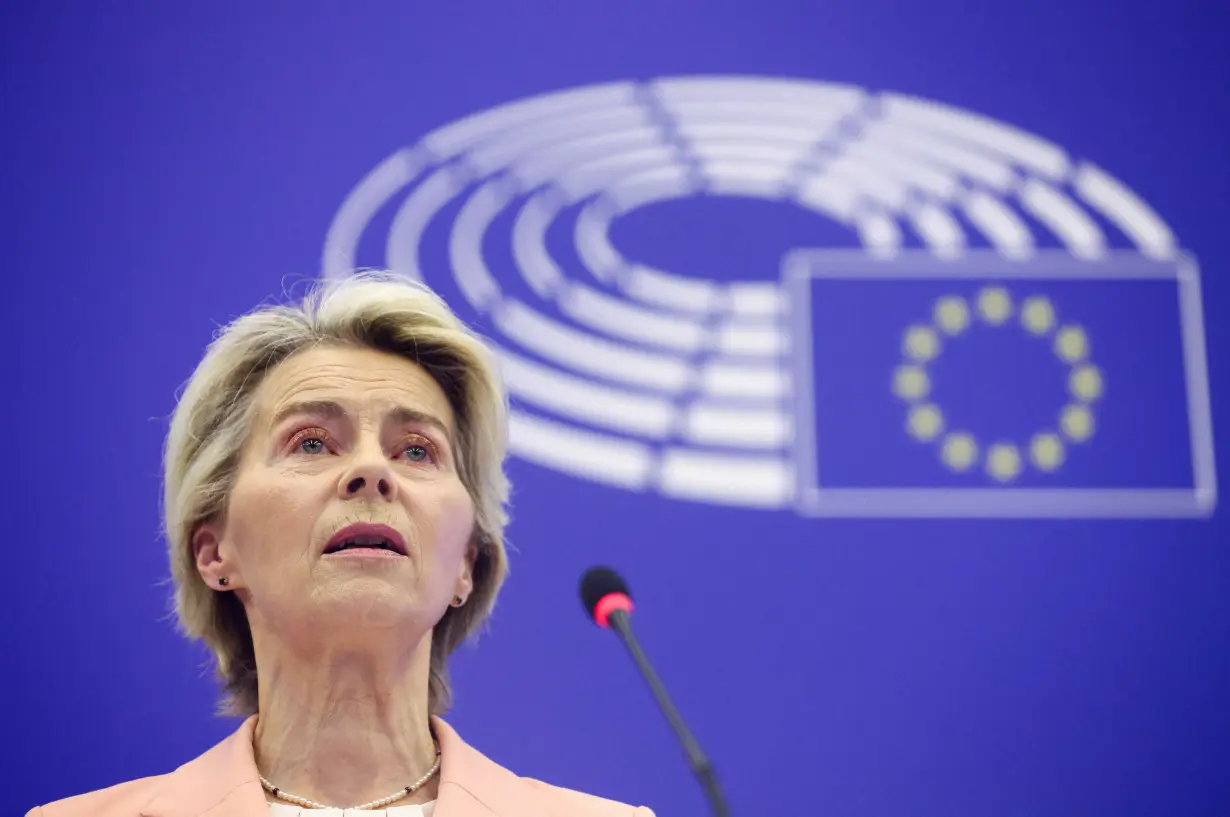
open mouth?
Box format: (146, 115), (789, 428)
(322, 524), (408, 556)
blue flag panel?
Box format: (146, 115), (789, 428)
(789, 251), (1213, 516)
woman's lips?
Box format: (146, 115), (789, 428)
(322, 547), (406, 559)
(322, 522), (408, 556)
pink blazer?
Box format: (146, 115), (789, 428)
(26, 716), (654, 817)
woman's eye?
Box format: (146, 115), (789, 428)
(400, 438), (437, 464)
(288, 428), (331, 455)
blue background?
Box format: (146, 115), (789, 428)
(4, 3), (1229, 816)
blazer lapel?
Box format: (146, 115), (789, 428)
(431, 717), (540, 817)
(141, 716), (269, 817)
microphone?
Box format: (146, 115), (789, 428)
(579, 566), (731, 817)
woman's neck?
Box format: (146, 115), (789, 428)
(250, 631), (440, 809)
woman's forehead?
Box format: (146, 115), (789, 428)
(257, 346), (455, 429)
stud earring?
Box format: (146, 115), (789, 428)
(217, 577), (229, 587)
(451, 595), (465, 608)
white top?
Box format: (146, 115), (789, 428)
(268, 801), (436, 816)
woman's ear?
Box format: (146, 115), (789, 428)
(193, 521), (243, 591)
(453, 539), (478, 602)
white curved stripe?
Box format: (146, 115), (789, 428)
(385, 168), (465, 281)
(559, 283), (707, 352)
(703, 162), (792, 196)
(861, 124), (1017, 190)
(909, 202), (965, 257)
(881, 95), (1069, 179)
(677, 123), (823, 144)
(620, 265), (721, 314)
(510, 194), (566, 298)
(561, 147), (680, 180)
(1074, 164), (1175, 258)
(605, 167), (696, 213)
(1019, 180), (1105, 258)
(509, 410), (653, 489)
(840, 141), (960, 199)
(682, 405), (792, 449)
(665, 100), (850, 130)
(713, 323), (787, 357)
(823, 157), (909, 209)
(658, 449), (793, 507)
(510, 127), (665, 186)
(448, 182), (508, 310)
(323, 149), (422, 280)
(498, 350), (676, 438)
(513, 105), (648, 140)
(727, 283), (784, 318)
(468, 112), (654, 174)
(701, 361), (787, 399)
(857, 211), (902, 256)
(654, 76), (863, 110)
(555, 148), (681, 201)
(690, 142), (809, 165)
(495, 300), (691, 392)
(574, 202), (620, 282)
(795, 177), (859, 221)
(962, 190), (1033, 258)
(423, 83), (637, 156)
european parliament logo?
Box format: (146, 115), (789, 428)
(322, 75), (1216, 518)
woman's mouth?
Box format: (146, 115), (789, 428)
(322, 524), (408, 557)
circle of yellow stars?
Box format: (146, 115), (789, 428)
(892, 286), (1104, 483)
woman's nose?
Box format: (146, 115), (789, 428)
(339, 447), (398, 502)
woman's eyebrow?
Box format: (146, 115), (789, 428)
(384, 406), (454, 446)
(269, 399), (349, 429)
(269, 400), (452, 446)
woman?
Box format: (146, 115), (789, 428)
(29, 273), (654, 817)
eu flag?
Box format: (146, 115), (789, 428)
(786, 250), (1214, 517)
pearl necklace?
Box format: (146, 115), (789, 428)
(259, 741), (442, 811)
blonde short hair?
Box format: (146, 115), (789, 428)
(162, 272), (510, 716)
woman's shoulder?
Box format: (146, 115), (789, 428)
(522, 777), (656, 817)
(431, 716), (654, 817)
(25, 774), (167, 817)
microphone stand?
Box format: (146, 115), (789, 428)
(607, 609), (732, 817)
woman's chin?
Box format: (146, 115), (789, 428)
(319, 596), (425, 633)
(302, 575), (424, 622)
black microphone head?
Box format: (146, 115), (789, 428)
(580, 565), (632, 622)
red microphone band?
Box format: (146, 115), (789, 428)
(593, 592), (634, 628)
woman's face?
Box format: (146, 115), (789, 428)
(193, 344), (476, 642)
